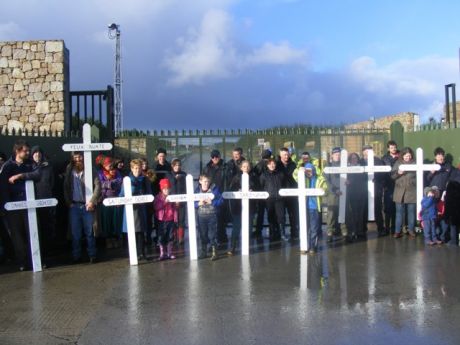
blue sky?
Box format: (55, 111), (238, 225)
(1, 0), (460, 129)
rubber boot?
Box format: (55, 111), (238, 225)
(167, 242), (176, 260)
(177, 227), (185, 246)
(159, 245), (168, 261)
(211, 246), (218, 261)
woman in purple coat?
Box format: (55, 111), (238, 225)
(98, 157), (123, 248)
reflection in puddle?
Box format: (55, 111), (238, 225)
(127, 266), (139, 327)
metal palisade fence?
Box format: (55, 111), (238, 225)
(115, 127), (390, 177)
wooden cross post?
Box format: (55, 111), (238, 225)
(398, 147), (440, 216)
(279, 168), (325, 253)
(103, 177), (154, 266)
(166, 174), (214, 261)
(323, 149), (365, 223)
(5, 181), (58, 272)
(222, 173), (269, 256)
(363, 149), (391, 220)
(62, 123), (113, 203)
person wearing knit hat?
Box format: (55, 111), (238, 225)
(261, 149), (272, 160)
(331, 147), (341, 154)
(154, 178), (177, 260)
(210, 149), (220, 158)
(154, 148), (171, 182)
(325, 147), (348, 242)
(202, 150), (227, 244)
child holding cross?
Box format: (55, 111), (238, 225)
(120, 159), (152, 261)
(154, 178), (178, 260)
(195, 174), (223, 261)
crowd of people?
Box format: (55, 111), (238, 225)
(1, 139), (460, 271)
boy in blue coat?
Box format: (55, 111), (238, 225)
(421, 186), (438, 245)
(195, 175), (223, 260)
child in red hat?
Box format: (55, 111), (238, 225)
(154, 178), (178, 260)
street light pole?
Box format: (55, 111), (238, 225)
(108, 23), (123, 136)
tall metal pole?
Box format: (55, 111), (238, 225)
(108, 23), (123, 137)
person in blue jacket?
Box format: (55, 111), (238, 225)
(195, 174), (223, 261)
(421, 186), (438, 245)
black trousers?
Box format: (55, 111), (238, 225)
(7, 210), (30, 267)
(266, 199), (285, 237)
(0, 215), (15, 260)
(255, 200), (267, 235)
(284, 196), (299, 238)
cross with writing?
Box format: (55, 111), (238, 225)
(279, 168), (325, 253)
(223, 173), (269, 256)
(103, 177), (154, 265)
(62, 123), (113, 203)
(5, 180), (58, 272)
(166, 174), (214, 261)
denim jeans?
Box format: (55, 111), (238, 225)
(231, 214), (242, 245)
(423, 218), (436, 243)
(395, 203), (416, 234)
(198, 212), (218, 248)
(437, 219), (449, 242)
(70, 204), (96, 260)
(307, 209), (321, 251)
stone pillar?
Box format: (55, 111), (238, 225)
(0, 40), (69, 133)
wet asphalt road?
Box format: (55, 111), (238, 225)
(1, 230), (459, 345)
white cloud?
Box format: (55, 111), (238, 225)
(164, 9), (237, 86)
(349, 55), (457, 97)
(244, 41), (307, 66)
(164, 10), (307, 86)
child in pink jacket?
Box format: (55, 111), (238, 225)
(154, 178), (178, 260)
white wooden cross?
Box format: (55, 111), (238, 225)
(62, 123), (113, 203)
(279, 168), (325, 253)
(4, 180), (58, 272)
(222, 173), (269, 256)
(363, 149), (391, 220)
(166, 174), (214, 261)
(323, 149), (365, 223)
(103, 176), (154, 266)
(398, 147), (440, 216)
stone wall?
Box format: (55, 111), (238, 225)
(0, 40), (69, 133)
(345, 112), (420, 131)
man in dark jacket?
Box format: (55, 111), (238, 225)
(260, 158), (286, 241)
(226, 147), (245, 189)
(202, 150), (228, 244)
(276, 147), (298, 240)
(31, 146), (56, 263)
(0, 151), (15, 263)
(0, 140), (40, 271)
(254, 149), (272, 238)
(325, 147), (348, 242)
(153, 148), (171, 182)
(426, 147), (454, 195)
(381, 140), (399, 234)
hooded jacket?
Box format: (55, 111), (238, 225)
(294, 163), (328, 211)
